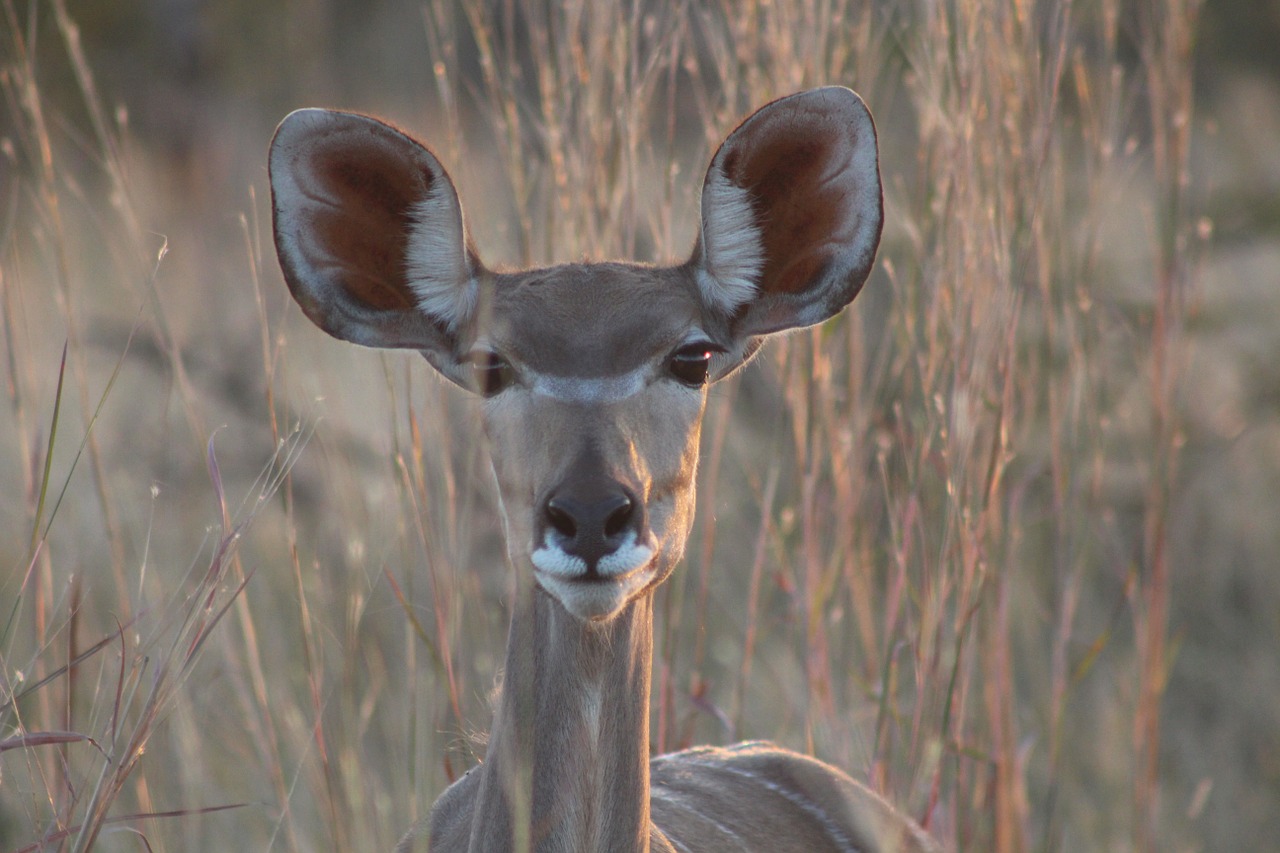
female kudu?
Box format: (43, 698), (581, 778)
(269, 87), (939, 853)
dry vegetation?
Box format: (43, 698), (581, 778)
(3, 0), (1276, 850)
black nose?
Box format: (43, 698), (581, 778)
(542, 480), (642, 573)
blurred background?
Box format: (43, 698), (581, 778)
(2, 0), (1278, 850)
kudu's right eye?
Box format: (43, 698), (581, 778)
(467, 350), (515, 397)
(668, 343), (721, 388)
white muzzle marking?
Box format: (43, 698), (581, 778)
(531, 531), (656, 620)
(531, 530), (653, 578)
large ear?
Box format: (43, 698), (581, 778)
(691, 87), (882, 378)
(269, 109), (481, 383)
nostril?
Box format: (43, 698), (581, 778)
(545, 500), (577, 539)
(603, 496), (633, 538)
(542, 485), (640, 559)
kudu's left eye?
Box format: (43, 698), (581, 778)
(668, 344), (717, 387)
(468, 350), (515, 397)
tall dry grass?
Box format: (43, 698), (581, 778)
(1, 0), (1236, 850)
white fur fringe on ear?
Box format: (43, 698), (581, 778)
(406, 180), (477, 331)
(696, 166), (764, 316)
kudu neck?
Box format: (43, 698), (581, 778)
(467, 582), (656, 853)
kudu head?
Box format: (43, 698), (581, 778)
(269, 87), (882, 622)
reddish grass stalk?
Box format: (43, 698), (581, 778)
(1132, 2), (1199, 849)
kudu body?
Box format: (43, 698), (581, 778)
(270, 87), (940, 853)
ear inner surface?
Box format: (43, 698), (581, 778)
(269, 109), (476, 353)
(696, 87), (883, 342)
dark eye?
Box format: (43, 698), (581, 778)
(668, 344), (716, 387)
(468, 351), (515, 397)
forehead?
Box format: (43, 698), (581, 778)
(478, 263), (705, 375)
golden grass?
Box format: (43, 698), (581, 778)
(4, 0), (1262, 850)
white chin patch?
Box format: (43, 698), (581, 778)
(531, 532), (656, 621)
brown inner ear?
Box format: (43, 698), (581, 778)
(304, 136), (433, 311)
(722, 129), (852, 298)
